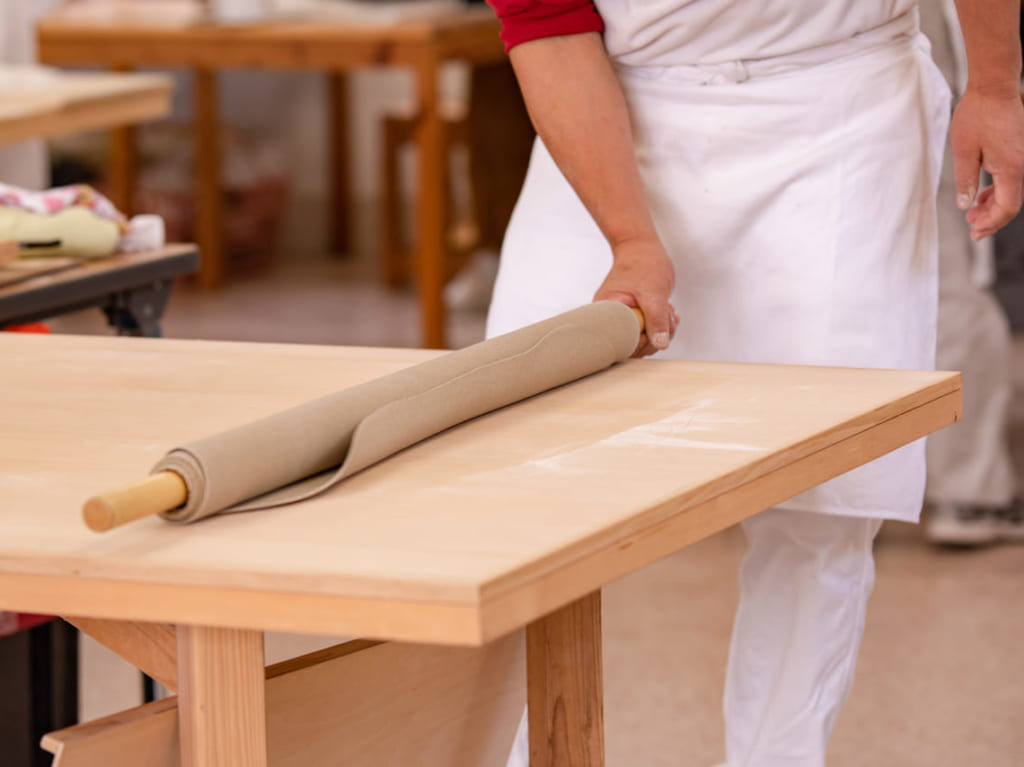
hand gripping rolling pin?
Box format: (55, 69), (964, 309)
(83, 302), (646, 532)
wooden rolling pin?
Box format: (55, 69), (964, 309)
(83, 471), (189, 532)
(83, 304), (647, 532)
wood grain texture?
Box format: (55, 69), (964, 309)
(177, 626), (266, 767)
(413, 47), (446, 348)
(0, 257), (79, 289)
(83, 471), (188, 531)
(64, 617), (178, 691)
(327, 72), (351, 255)
(42, 635), (525, 767)
(37, 8), (504, 68)
(0, 334), (960, 644)
(193, 68), (222, 289)
(36, 4), (504, 340)
(0, 70), (171, 146)
(528, 592), (603, 767)
(0, 245), (196, 300)
(107, 63), (139, 215)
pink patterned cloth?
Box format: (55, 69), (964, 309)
(0, 182), (128, 231)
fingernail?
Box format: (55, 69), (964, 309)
(957, 187), (976, 210)
(652, 332), (669, 349)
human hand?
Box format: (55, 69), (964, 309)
(951, 86), (1024, 241)
(594, 236), (679, 357)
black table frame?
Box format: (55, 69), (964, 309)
(0, 246), (199, 337)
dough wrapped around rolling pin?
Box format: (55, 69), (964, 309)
(153, 301), (641, 523)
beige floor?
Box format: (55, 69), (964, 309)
(49, 255), (1023, 767)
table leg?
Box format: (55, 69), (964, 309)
(177, 625), (266, 767)
(327, 72), (351, 257)
(195, 68), (224, 289)
(527, 591), (604, 767)
(102, 280), (173, 337)
(108, 65), (138, 216)
(414, 54), (447, 349)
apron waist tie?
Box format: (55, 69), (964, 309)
(615, 10), (921, 85)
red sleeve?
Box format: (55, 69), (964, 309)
(486, 0), (604, 53)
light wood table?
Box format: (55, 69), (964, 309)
(0, 68), (172, 147)
(37, 5), (507, 348)
(0, 334), (961, 766)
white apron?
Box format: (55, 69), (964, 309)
(486, 9), (952, 522)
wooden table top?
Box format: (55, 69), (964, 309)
(38, 4), (504, 67)
(0, 245), (199, 325)
(0, 67), (172, 146)
(0, 334), (960, 644)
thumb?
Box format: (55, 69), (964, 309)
(953, 140), (982, 210)
(640, 295), (672, 350)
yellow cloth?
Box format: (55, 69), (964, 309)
(0, 206), (120, 259)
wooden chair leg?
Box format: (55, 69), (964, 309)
(380, 115), (411, 288)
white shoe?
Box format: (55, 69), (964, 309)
(444, 249), (499, 311)
(925, 502), (1001, 546)
(995, 499), (1024, 542)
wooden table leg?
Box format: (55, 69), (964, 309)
(177, 625), (266, 767)
(414, 53), (447, 349)
(194, 68), (224, 289)
(108, 64), (138, 216)
(527, 591), (604, 767)
(327, 72), (351, 257)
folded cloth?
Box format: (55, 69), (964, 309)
(0, 206), (121, 260)
(0, 182), (127, 228)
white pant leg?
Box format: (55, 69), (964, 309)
(923, 114), (1016, 507)
(724, 508), (883, 767)
(918, 0), (1016, 508)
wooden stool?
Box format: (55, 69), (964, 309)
(378, 103), (478, 288)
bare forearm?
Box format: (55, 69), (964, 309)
(507, 31), (677, 353)
(953, 0), (1022, 96)
(508, 32), (657, 248)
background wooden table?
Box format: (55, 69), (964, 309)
(0, 68), (172, 147)
(37, 5), (506, 348)
(0, 244), (199, 336)
(0, 334), (961, 765)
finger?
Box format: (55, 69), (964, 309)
(640, 295), (673, 351)
(965, 186), (995, 225)
(952, 137), (981, 210)
(968, 180), (1020, 239)
(633, 339), (660, 358)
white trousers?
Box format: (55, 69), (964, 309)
(925, 144), (1016, 507)
(723, 509), (881, 767)
(919, 0), (1016, 507)
(505, 509), (881, 767)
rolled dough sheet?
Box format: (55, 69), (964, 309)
(154, 301), (640, 523)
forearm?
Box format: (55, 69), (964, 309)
(508, 32), (658, 249)
(953, 0), (1022, 96)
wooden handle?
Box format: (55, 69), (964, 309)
(630, 307), (645, 332)
(83, 471), (188, 532)
(0, 240), (18, 266)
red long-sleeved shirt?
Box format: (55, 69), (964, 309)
(486, 0), (604, 52)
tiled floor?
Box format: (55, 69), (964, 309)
(47, 254), (1024, 766)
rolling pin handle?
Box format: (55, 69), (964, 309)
(630, 306), (646, 333)
(82, 471), (189, 532)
